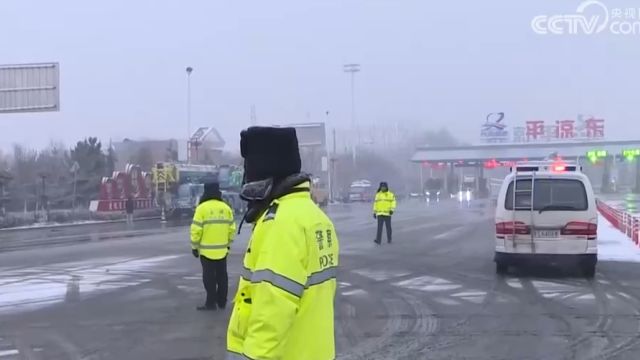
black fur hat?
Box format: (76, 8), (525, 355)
(204, 182), (220, 194)
(240, 126), (301, 182)
(200, 182), (222, 204)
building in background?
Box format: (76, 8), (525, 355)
(113, 139), (180, 171)
(113, 127), (225, 171)
(187, 127), (225, 164)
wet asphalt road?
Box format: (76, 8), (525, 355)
(2, 200), (640, 359)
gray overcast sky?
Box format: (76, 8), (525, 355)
(1, 0), (639, 152)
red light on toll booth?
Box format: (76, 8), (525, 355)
(484, 159), (499, 169)
(554, 165), (566, 172)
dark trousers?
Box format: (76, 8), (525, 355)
(200, 255), (228, 308)
(376, 215), (392, 243)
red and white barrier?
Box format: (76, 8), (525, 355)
(89, 198), (154, 213)
(596, 199), (640, 245)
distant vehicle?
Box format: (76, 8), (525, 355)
(494, 161), (597, 277)
(222, 190), (246, 215)
(426, 190), (441, 202)
(174, 183), (245, 217)
(153, 163), (217, 218)
(425, 178), (443, 202)
(159, 163), (246, 218)
(348, 180), (374, 202)
(311, 177), (329, 207)
(171, 182), (202, 217)
(454, 189), (472, 202)
(452, 175), (475, 202)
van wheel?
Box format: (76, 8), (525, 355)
(583, 264), (596, 279)
(496, 262), (508, 275)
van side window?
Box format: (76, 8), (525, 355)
(505, 179), (588, 211)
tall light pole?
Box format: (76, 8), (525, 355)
(343, 64), (360, 167)
(343, 64), (360, 137)
(186, 66), (193, 163)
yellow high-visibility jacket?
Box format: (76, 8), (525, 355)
(227, 182), (339, 360)
(190, 199), (236, 260)
(373, 190), (396, 216)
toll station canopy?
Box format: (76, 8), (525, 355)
(411, 140), (640, 163)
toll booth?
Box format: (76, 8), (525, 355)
(411, 140), (640, 195)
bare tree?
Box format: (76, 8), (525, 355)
(0, 150), (10, 170)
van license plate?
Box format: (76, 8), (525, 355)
(535, 230), (560, 238)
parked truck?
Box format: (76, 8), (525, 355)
(153, 163), (245, 218)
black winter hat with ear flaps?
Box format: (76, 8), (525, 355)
(240, 126), (302, 183)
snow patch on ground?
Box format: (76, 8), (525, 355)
(598, 215), (640, 262)
(0, 255), (179, 314)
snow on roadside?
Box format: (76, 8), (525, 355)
(598, 214), (640, 262)
(1, 220), (106, 231)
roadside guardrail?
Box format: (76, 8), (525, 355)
(596, 199), (640, 245)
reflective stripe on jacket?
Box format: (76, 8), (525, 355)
(373, 191), (396, 216)
(227, 182), (339, 360)
(190, 199), (236, 260)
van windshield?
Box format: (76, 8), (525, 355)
(505, 178), (588, 211)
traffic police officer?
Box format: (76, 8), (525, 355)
(373, 181), (396, 244)
(227, 127), (340, 360)
(191, 182), (236, 311)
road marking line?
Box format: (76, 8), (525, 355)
(432, 296), (460, 305)
(182, 276), (201, 280)
(394, 275), (462, 292)
(342, 289), (368, 296)
(0, 349), (19, 357)
(352, 269), (410, 281)
(432, 226), (464, 240)
(451, 291), (486, 297)
(506, 278), (523, 288)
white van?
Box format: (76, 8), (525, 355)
(494, 161), (597, 277)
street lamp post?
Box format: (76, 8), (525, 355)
(343, 64), (361, 167)
(70, 161), (80, 210)
(186, 66), (193, 163)
(37, 172), (48, 222)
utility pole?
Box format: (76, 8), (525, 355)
(250, 105), (257, 126)
(70, 161), (80, 210)
(343, 63), (361, 167)
(330, 126), (337, 202)
(419, 163), (425, 198)
(186, 66), (193, 163)
(38, 173), (48, 222)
